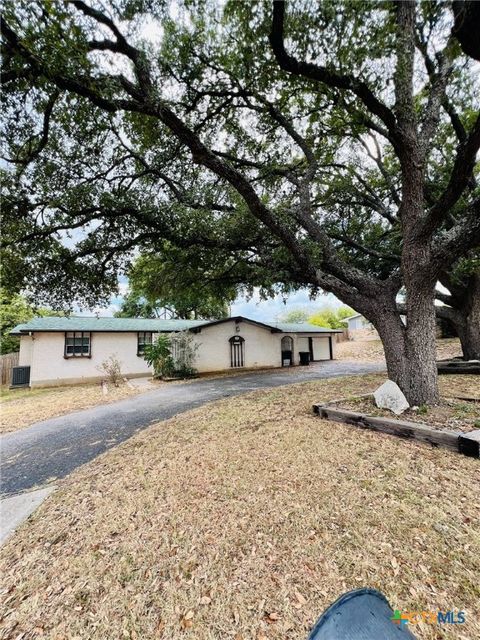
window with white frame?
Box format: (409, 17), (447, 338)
(137, 331), (153, 355)
(64, 331), (91, 357)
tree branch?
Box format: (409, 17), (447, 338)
(431, 196), (480, 270)
(3, 90), (59, 166)
(422, 112), (480, 235)
(269, 1), (398, 143)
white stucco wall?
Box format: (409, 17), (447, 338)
(18, 335), (34, 366)
(297, 336), (309, 352)
(194, 321), (335, 370)
(27, 332), (152, 386)
(193, 320), (283, 371)
(20, 320), (337, 386)
(298, 335), (333, 360)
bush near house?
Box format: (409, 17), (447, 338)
(143, 331), (198, 379)
(97, 354), (123, 387)
(170, 331), (200, 378)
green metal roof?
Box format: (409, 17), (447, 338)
(10, 316), (342, 335)
(271, 322), (342, 333)
(10, 316), (205, 334)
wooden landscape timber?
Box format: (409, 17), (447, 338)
(437, 359), (480, 375)
(313, 400), (480, 458)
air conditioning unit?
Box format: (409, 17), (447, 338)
(11, 366), (31, 387)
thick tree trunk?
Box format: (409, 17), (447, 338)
(397, 179), (440, 403)
(437, 272), (480, 360)
(454, 275), (480, 359)
(456, 318), (480, 360)
(367, 289), (439, 406)
(440, 308), (480, 361)
(462, 273), (480, 359)
(402, 284), (440, 404)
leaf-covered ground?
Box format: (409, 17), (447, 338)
(0, 374), (478, 640)
(339, 382), (480, 432)
(0, 382), (141, 434)
(335, 337), (462, 364)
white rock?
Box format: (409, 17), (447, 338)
(373, 380), (410, 415)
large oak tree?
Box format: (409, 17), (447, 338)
(1, 0), (479, 404)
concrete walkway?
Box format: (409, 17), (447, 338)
(1, 361), (384, 500)
(0, 486), (55, 545)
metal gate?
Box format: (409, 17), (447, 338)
(229, 336), (245, 367)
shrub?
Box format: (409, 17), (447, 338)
(143, 334), (174, 378)
(97, 354), (123, 387)
(143, 331), (199, 379)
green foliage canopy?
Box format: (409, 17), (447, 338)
(121, 250), (237, 319)
(309, 306), (354, 329)
(0, 289), (58, 354)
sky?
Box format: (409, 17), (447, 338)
(229, 289), (343, 321)
(100, 282), (345, 320)
(95, 278), (450, 320)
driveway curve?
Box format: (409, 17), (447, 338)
(1, 361), (384, 497)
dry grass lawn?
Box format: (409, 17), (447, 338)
(336, 337), (462, 363)
(0, 374), (478, 640)
(0, 369), (305, 436)
(0, 382), (141, 435)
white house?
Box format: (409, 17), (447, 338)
(10, 315), (342, 387)
(344, 311), (450, 341)
(344, 313), (374, 332)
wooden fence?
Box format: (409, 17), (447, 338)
(0, 352), (19, 386)
(335, 329), (350, 343)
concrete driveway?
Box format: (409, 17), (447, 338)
(1, 361), (384, 498)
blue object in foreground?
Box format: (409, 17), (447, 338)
(308, 588), (416, 639)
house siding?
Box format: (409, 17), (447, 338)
(194, 321), (335, 371)
(18, 334), (34, 367)
(194, 320), (279, 371)
(17, 319), (337, 387)
(23, 332), (152, 387)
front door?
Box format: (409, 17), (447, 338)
(229, 335), (245, 367)
(308, 337), (314, 362)
(281, 336), (293, 366)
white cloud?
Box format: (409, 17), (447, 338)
(230, 288), (343, 321)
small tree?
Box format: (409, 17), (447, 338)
(309, 306), (354, 329)
(143, 334), (175, 379)
(97, 354), (123, 387)
(143, 332), (199, 379)
(0, 288), (62, 354)
(279, 309), (310, 324)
